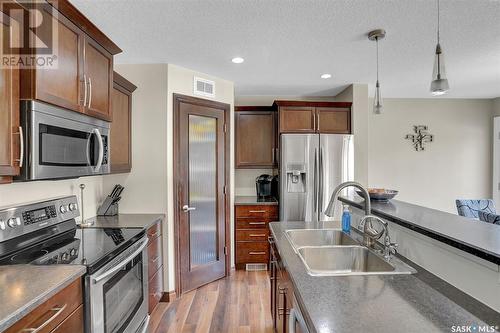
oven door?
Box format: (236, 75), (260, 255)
(87, 237), (149, 333)
(20, 101), (110, 180)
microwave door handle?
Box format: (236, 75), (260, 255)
(92, 128), (104, 172)
(92, 236), (148, 283)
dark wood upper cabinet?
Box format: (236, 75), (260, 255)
(316, 107), (351, 134)
(18, 0), (120, 121)
(235, 106), (277, 168)
(278, 106), (316, 133)
(83, 38), (113, 120)
(110, 72), (137, 174)
(0, 12), (20, 183)
(274, 101), (352, 134)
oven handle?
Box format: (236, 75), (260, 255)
(92, 236), (148, 283)
(92, 128), (104, 173)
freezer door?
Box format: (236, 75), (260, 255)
(280, 134), (319, 222)
(318, 134), (353, 222)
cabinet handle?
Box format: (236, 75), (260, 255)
(149, 231), (160, 238)
(15, 126), (24, 168)
(21, 304), (67, 333)
(83, 74), (88, 106)
(249, 210), (266, 213)
(272, 148), (275, 164)
(88, 76), (92, 108)
(249, 234), (266, 237)
(152, 256), (160, 263)
(249, 222), (266, 225)
(249, 252), (266, 255)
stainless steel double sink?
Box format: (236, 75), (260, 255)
(284, 229), (416, 276)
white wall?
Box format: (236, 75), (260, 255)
(368, 98), (493, 213)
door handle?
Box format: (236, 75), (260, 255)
(182, 205), (196, 213)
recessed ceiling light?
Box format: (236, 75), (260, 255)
(320, 73), (332, 79)
(232, 57), (244, 64)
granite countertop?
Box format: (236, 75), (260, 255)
(270, 221), (498, 333)
(0, 265), (86, 332)
(234, 196), (278, 205)
(83, 213), (165, 230)
(339, 195), (500, 265)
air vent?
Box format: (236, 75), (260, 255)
(246, 263), (267, 271)
(193, 77), (215, 98)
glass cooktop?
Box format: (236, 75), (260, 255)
(0, 227), (145, 274)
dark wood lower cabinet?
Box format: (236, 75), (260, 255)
(147, 220), (164, 314)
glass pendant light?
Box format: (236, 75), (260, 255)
(430, 0), (449, 96)
(368, 29), (386, 114)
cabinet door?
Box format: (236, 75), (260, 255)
(33, 5), (83, 113)
(0, 12), (20, 178)
(83, 37), (113, 120)
(110, 84), (132, 173)
(316, 107), (351, 134)
(235, 111), (276, 168)
(279, 107), (315, 133)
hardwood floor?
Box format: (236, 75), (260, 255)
(150, 270), (273, 333)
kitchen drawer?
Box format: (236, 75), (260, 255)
(235, 205), (278, 219)
(51, 305), (84, 333)
(5, 278), (83, 333)
(147, 221), (162, 244)
(148, 234), (162, 278)
(236, 219), (270, 229)
(148, 267), (164, 314)
(236, 229), (269, 242)
(236, 241), (269, 264)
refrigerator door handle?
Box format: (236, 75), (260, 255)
(319, 147), (324, 214)
(313, 148), (318, 215)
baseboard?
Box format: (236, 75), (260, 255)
(161, 291), (176, 303)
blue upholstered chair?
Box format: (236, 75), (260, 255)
(478, 210), (500, 225)
(455, 199), (496, 219)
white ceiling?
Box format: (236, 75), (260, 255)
(70, 0), (500, 98)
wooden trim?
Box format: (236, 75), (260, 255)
(173, 94), (232, 297)
(45, 0), (122, 55)
(273, 100), (352, 108)
(113, 71), (137, 92)
(160, 291), (176, 303)
(235, 105), (274, 112)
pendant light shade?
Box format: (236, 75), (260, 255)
(430, 0), (449, 95)
(368, 29), (386, 115)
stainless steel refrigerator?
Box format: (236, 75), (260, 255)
(280, 134), (353, 222)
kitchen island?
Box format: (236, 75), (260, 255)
(269, 221), (499, 333)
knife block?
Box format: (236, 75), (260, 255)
(97, 196), (119, 216)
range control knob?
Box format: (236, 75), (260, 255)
(7, 217), (20, 228)
(68, 203), (78, 212)
(61, 252), (69, 261)
(69, 248), (77, 256)
(59, 205), (68, 214)
(0, 220), (5, 230)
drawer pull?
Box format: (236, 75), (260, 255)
(152, 256), (161, 263)
(149, 231), (160, 238)
(249, 222), (266, 225)
(249, 210), (266, 213)
(249, 234), (266, 237)
(249, 251), (266, 255)
(21, 304), (67, 333)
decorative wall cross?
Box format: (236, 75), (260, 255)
(405, 125), (434, 151)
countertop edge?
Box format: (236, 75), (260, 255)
(87, 213), (166, 230)
(339, 196), (500, 265)
(234, 196), (278, 206)
(0, 265), (86, 332)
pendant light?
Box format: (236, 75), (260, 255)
(430, 0), (449, 95)
(368, 29), (386, 114)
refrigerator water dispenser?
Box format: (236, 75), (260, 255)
(286, 163), (306, 193)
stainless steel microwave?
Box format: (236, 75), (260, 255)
(15, 101), (110, 181)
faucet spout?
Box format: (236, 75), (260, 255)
(324, 181), (371, 217)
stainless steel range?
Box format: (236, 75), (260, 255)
(0, 196), (150, 333)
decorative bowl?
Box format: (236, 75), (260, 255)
(355, 188), (399, 202)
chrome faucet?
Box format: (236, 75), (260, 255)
(324, 181), (398, 257)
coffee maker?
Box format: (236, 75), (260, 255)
(256, 174), (274, 198)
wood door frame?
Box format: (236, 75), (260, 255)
(173, 93), (231, 296)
